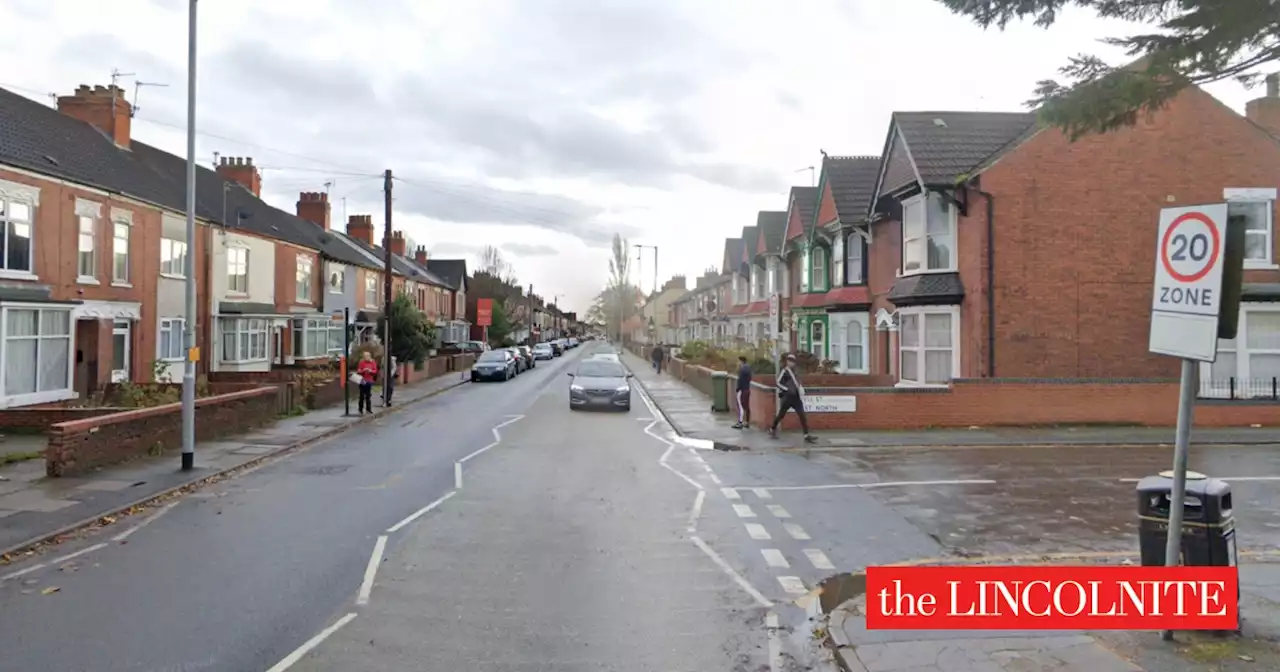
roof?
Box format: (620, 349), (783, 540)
(791, 186), (818, 228)
(721, 238), (742, 275)
(891, 111), (1037, 187)
(426, 259), (468, 291)
(342, 234), (449, 287)
(821, 155), (881, 224)
(755, 211), (788, 255)
(738, 226), (756, 263)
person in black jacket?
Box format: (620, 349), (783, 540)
(770, 354), (817, 443)
(732, 355), (752, 429)
(650, 343), (665, 373)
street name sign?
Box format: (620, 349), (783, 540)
(1149, 203), (1228, 362)
(804, 395), (856, 413)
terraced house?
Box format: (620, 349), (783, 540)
(0, 83), (469, 406)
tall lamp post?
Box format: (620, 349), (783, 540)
(180, 0), (199, 471)
(552, 294), (565, 339)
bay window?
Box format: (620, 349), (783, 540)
(158, 318), (185, 361)
(1201, 306), (1280, 398)
(220, 318), (269, 363)
(846, 233), (864, 284)
(292, 318), (344, 359)
(160, 238), (188, 277)
(1225, 188), (1277, 268)
(2, 307), (73, 402)
(898, 306), (959, 386)
(902, 192), (956, 274)
(832, 236), (844, 287)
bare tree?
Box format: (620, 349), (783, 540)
(479, 245), (508, 277)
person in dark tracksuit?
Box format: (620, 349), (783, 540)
(770, 354), (817, 443)
(732, 355), (752, 429)
(650, 343), (665, 373)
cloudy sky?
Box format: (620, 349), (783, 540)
(0, 0), (1261, 313)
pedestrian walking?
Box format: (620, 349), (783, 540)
(770, 353), (817, 443)
(731, 355), (752, 429)
(384, 355), (397, 406)
(356, 350), (378, 414)
(651, 342), (665, 373)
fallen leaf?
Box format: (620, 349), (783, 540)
(1239, 654), (1255, 662)
(40, 586), (60, 595)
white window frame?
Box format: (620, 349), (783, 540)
(219, 317), (269, 363)
(1225, 188), (1278, 270)
(896, 305), (961, 387)
(158, 318), (186, 361)
(901, 192), (957, 276)
(76, 199), (100, 283)
(832, 235), (844, 288)
(809, 319), (825, 359)
(812, 246), (827, 292)
(111, 319), (132, 383)
(296, 254), (314, 304)
(160, 238), (188, 278)
(327, 263), (346, 294)
(111, 211), (132, 286)
(291, 317), (343, 359)
(365, 274), (378, 308)
(1200, 303), (1280, 398)
(828, 313), (870, 374)
(0, 179), (38, 280)
(227, 247), (249, 295)
(801, 247), (811, 292)
(750, 265), (764, 301)
(0, 305), (74, 407)
(846, 232), (864, 284)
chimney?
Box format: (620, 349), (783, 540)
(389, 231), (407, 257)
(346, 214), (375, 245)
(1246, 73), (1280, 137)
(57, 84), (133, 148)
(414, 245), (428, 265)
(216, 157), (262, 197)
(296, 191), (330, 230)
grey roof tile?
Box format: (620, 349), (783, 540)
(886, 272), (965, 307)
(821, 155), (880, 224)
(426, 259), (468, 292)
(755, 211), (787, 255)
(721, 238), (742, 275)
(894, 111), (1037, 186)
(790, 186), (818, 237)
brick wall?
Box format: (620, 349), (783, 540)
(741, 378), (1280, 431)
(0, 408), (123, 431)
(45, 387), (280, 476)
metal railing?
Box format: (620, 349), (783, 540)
(1199, 377), (1280, 401)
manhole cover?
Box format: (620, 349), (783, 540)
(302, 465), (351, 476)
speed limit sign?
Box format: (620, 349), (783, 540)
(1150, 203), (1229, 361)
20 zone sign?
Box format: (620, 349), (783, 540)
(1152, 206), (1226, 318)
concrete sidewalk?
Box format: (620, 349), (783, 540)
(0, 372), (470, 559)
(825, 563), (1280, 671)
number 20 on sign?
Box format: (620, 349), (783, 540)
(1149, 203), (1229, 362)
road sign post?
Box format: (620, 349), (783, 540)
(768, 293), (780, 363)
(1148, 203), (1231, 641)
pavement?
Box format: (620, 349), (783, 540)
(0, 372), (470, 558)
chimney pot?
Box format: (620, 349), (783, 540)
(1247, 73), (1280, 137)
(57, 82), (134, 148)
(215, 156), (263, 197)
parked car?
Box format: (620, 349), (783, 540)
(568, 337), (579, 348)
(567, 359), (633, 411)
(472, 350), (518, 382)
(550, 341), (564, 357)
(532, 343), (555, 360)
(516, 345), (536, 368)
(505, 347), (529, 373)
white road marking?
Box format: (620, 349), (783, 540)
(804, 549), (835, 570)
(454, 461), (462, 489)
(691, 535), (772, 607)
(356, 535), (388, 606)
(687, 490), (705, 532)
(0, 561), (47, 582)
(766, 611), (783, 672)
(709, 474), (722, 484)
(112, 502), (179, 542)
(745, 523), (772, 540)
(777, 576), (808, 595)
(752, 488), (772, 499)
(733, 504), (757, 518)
(692, 454), (707, 464)
(1118, 476), (1280, 483)
(761, 548), (790, 568)
(728, 480), (997, 491)
(386, 490), (456, 533)
(784, 523), (810, 540)
(265, 612), (358, 672)
(701, 463), (714, 473)
(766, 505), (791, 519)
(646, 420), (705, 491)
(722, 488), (741, 500)
(457, 415), (525, 464)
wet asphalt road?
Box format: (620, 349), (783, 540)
(0, 346), (588, 672)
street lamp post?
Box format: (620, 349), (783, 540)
(552, 294), (565, 339)
(180, 0), (199, 471)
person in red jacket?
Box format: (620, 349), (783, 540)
(356, 350), (379, 414)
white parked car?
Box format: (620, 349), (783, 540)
(532, 343), (555, 360)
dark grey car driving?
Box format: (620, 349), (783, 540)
(567, 360), (632, 411)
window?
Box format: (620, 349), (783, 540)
(4, 308), (71, 397)
(292, 318), (343, 359)
(112, 218), (131, 283)
(76, 200), (98, 281)
(328, 264), (345, 294)
(846, 233), (864, 284)
(160, 239), (188, 277)
(158, 318), (185, 361)
(811, 247), (827, 292)
(845, 319), (865, 372)
(769, 259), (782, 297)
(1202, 306), (1280, 398)
(902, 192), (955, 274)
(227, 247), (248, 294)
(898, 307), (959, 386)
(296, 254), (314, 303)
(220, 318), (269, 362)
(0, 191), (34, 275)
(832, 236), (844, 288)
(365, 274), (378, 307)
(800, 248), (811, 292)
(1225, 188), (1277, 268)
(750, 266), (764, 301)
(111, 320), (131, 382)
(810, 320), (825, 359)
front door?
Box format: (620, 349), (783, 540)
(111, 320), (131, 382)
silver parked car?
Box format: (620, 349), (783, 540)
(567, 359), (632, 411)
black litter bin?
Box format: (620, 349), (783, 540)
(1136, 471), (1237, 568)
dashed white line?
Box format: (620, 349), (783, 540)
(733, 504), (757, 518)
(745, 523), (772, 540)
(265, 612), (358, 672)
(454, 461), (463, 489)
(783, 523), (810, 540)
(766, 611), (783, 672)
(0, 561), (47, 582)
(701, 463), (714, 473)
(687, 490), (705, 532)
(386, 490), (456, 533)
(731, 480), (997, 491)
(356, 535), (388, 606)
(692, 454), (707, 464)
(709, 474), (722, 485)
(112, 502), (178, 542)
(777, 576), (808, 595)
(766, 504), (791, 519)
(691, 535), (773, 608)
(752, 488), (772, 499)
(721, 487), (741, 500)
(761, 548), (790, 568)
(804, 548), (835, 570)
(0, 541), (106, 583)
